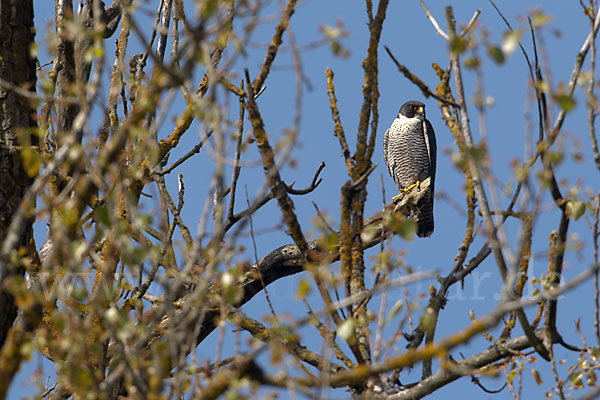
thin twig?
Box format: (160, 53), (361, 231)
(312, 201), (335, 234)
(253, 0), (298, 91)
(374, 174), (388, 362)
(460, 9), (482, 37)
(41, 381), (58, 398)
(549, 5), (600, 144)
(286, 162), (325, 194)
(351, 163), (377, 190)
(245, 186), (278, 319)
(325, 68), (352, 173)
(548, 345), (566, 400)
(418, 0), (449, 40)
(156, 0), (173, 61)
(228, 306), (345, 375)
(583, 0), (600, 171)
(227, 92), (245, 222)
(303, 299), (354, 369)
(160, 129), (214, 175)
(384, 46), (457, 107)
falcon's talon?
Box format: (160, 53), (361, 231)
(392, 193), (403, 202)
(401, 181), (420, 193)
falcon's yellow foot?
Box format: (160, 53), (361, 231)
(392, 181), (421, 202)
(401, 181), (420, 193)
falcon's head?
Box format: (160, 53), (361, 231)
(398, 100), (425, 120)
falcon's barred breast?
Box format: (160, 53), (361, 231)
(384, 100), (437, 237)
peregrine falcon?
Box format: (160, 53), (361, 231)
(384, 100), (437, 237)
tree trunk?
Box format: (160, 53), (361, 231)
(0, 0), (37, 348)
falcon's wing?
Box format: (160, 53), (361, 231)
(424, 118), (437, 197)
(383, 127), (392, 177)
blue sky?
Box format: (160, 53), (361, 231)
(9, 0), (600, 398)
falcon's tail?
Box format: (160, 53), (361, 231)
(416, 190), (434, 238)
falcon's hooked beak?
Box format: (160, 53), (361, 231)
(416, 105), (424, 113)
